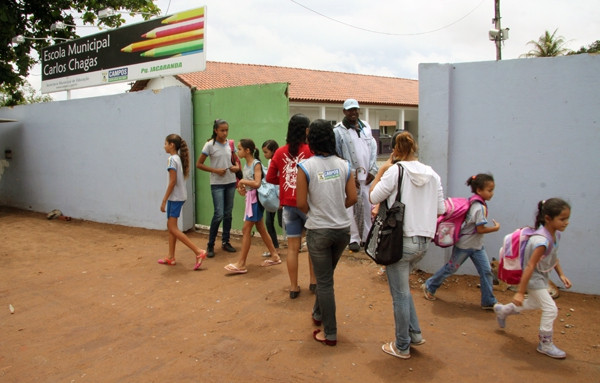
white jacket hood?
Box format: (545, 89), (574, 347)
(400, 160), (436, 187)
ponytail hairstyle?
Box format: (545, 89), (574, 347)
(307, 119), (336, 156)
(286, 113), (310, 157)
(392, 131), (418, 161)
(209, 119), (228, 144)
(534, 198), (571, 228)
(466, 173), (494, 193)
(239, 138), (260, 160)
(166, 134), (190, 179)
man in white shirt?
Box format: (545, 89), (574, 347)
(333, 99), (378, 252)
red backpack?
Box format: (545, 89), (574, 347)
(433, 195), (486, 248)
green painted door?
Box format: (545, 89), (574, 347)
(193, 83), (289, 232)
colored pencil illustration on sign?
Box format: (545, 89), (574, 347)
(121, 7), (205, 58)
(142, 18), (205, 39)
(41, 6), (206, 93)
(161, 8), (205, 24)
(141, 40), (204, 58)
(121, 30), (204, 53)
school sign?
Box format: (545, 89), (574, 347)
(41, 7), (206, 93)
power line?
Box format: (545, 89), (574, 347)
(289, 0), (486, 36)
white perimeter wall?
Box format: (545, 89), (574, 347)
(0, 87), (194, 231)
(418, 54), (600, 294)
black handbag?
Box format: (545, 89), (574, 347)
(365, 163), (405, 265)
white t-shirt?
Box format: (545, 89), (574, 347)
(167, 154), (187, 201)
(201, 139), (237, 185)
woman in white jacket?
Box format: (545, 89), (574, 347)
(369, 131), (445, 360)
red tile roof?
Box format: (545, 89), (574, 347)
(170, 61), (418, 107)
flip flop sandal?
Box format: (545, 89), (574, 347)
(224, 263), (247, 274)
(194, 251), (207, 270)
(261, 259), (282, 267)
(382, 342), (410, 359)
(157, 258), (176, 266)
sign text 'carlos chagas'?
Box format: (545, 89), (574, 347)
(41, 6), (206, 93)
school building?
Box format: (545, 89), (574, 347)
(129, 61), (419, 155)
(2, 55), (598, 294)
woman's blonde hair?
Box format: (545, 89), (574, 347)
(393, 131), (418, 161)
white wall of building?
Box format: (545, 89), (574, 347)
(0, 87), (194, 231)
(418, 54), (600, 294)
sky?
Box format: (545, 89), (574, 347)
(28, 0), (599, 101)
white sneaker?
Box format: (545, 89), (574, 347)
(262, 251), (271, 257)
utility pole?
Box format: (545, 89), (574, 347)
(490, 0), (509, 60)
(493, 0), (501, 60)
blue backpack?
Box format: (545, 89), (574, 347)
(257, 164), (280, 213)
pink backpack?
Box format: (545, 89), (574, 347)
(498, 226), (557, 285)
(433, 195), (486, 248)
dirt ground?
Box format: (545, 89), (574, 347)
(1, 206), (599, 383)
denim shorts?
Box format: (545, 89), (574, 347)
(166, 200), (184, 218)
(245, 202), (264, 222)
(282, 206), (306, 237)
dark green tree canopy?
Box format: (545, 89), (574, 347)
(568, 40), (600, 55)
(0, 0), (160, 105)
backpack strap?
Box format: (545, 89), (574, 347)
(533, 226), (558, 256)
(394, 163), (404, 203)
(468, 194), (488, 217)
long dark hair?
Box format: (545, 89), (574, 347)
(165, 134), (190, 178)
(286, 114), (310, 157)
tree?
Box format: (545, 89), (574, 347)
(568, 40), (600, 55)
(0, 0), (160, 106)
(521, 29), (569, 58)
(0, 80), (53, 106)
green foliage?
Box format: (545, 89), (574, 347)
(0, 80), (53, 106)
(0, 0), (161, 106)
(521, 29), (569, 58)
(568, 40), (600, 55)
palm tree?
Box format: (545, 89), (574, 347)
(521, 29), (569, 57)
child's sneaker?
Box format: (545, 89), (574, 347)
(421, 283), (436, 301)
(494, 302), (518, 328)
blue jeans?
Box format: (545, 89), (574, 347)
(307, 228), (350, 341)
(385, 236), (429, 351)
(208, 183), (236, 247)
(425, 246), (497, 307)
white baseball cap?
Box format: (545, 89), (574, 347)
(343, 98), (360, 110)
